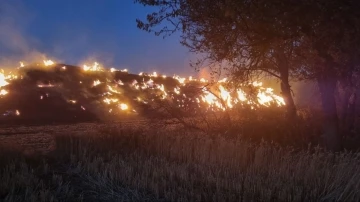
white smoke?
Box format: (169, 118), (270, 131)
(0, 0), (55, 68)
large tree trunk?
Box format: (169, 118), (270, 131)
(340, 85), (352, 127)
(317, 71), (342, 151)
(339, 68), (356, 137)
(280, 78), (297, 119)
(275, 47), (297, 119)
(341, 88), (357, 136)
(347, 92), (357, 135)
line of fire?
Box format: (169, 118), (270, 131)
(0, 60), (285, 124)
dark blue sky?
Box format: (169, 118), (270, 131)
(0, 0), (195, 75)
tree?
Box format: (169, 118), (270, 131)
(135, 0), (302, 118)
(291, 0), (360, 151)
(135, 0), (360, 151)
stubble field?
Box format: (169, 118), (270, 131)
(1, 120), (360, 202)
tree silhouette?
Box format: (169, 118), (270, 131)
(135, 0), (360, 151)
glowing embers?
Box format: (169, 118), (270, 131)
(19, 62), (25, 67)
(119, 103), (128, 111)
(173, 76), (186, 85)
(237, 89), (247, 102)
(219, 85), (233, 108)
(43, 60), (55, 66)
(37, 83), (55, 88)
(107, 85), (122, 94)
(174, 87), (181, 95)
(0, 72), (9, 87)
(0, 70), (20, 97)
(83, 62), (103, 72)
(150, 72), (158, 77)
(3, 110), (20, 116)
(117, 80), (124, 86)
(201, 87), (228, 111)
(155, 84), (167, 99)
(0, 89), (8, 96)
(93, 80), (101, 87)
(257, 88), (285, 106)
(200, 78), (207, 83)
(103, 98), (119, 105)
(199, 82), (285, 111)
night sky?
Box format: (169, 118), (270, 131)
(0, 0), (194, 75)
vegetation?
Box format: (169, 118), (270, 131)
(1, 116), (360, 201)
(135, 0), (360, 151)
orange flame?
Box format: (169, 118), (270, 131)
(119, 103), (128, 110)
(0, 73), (9, 87)
(83, 62), (103, 71)
(0, 89), (8, 95)
(43, 60), (55, 66)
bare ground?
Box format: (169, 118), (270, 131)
(0, 120), (162, 155)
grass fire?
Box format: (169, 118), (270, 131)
(1, 0), (360, 201)
(0, 60), (285, 124)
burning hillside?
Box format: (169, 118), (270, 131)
(0, 60), (285, 124)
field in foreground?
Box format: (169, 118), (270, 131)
(1, 123), (360, 202)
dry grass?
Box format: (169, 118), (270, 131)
(1, 126), (360, 202)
